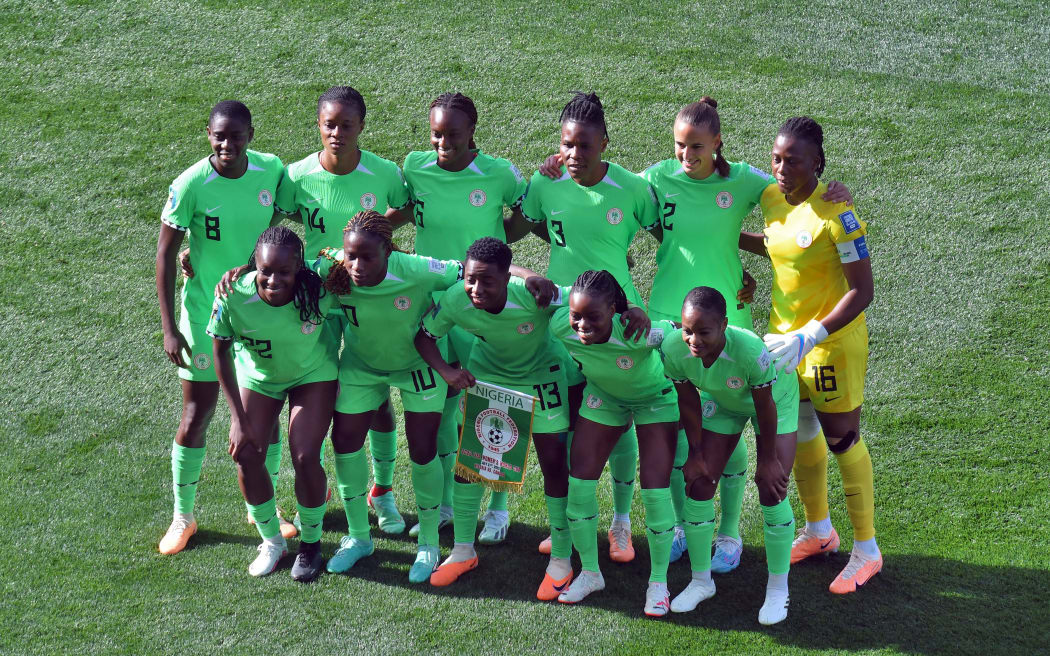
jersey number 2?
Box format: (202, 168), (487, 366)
(661, 202), (675, 230)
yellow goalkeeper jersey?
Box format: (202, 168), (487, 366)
(761, 181), (869, 336)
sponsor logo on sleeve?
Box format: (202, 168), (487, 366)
(716, 191), (734, 209)
(509, 163), (524, 183)
(647, 328), (664, 347)
(758, 350), (772, 370)
(360, 192), (377, 210)
(606, 207), (624, 225)
(838, 210), (860, 234)
(258, 189), (273, 207)
(428, 258), (447, 274)
(749, 164), (774, 181)
(469, 189), (487, 207)
(167, 186), (176, 210)
(795, 230), (813, 249)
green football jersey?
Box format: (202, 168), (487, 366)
(660, 325), (780, 415)
(422, 278), (569, 378)
(275, 149), (410, 259)
(550, 307), (674, 403)
(312, 249), (463, 372)
(161, 150), (284, 319)
(403, 150), (527, 261)
(521, 163), (660, 296)
(641, 159), (773, 329)
(206, 271), (336, 383)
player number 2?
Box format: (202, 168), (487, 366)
(550, 219), (566, 247)
(811, 365), (837, 392)
(661, 202), (675, 230)
(205, 215), (220, 241)
(532, 381), (563, 411)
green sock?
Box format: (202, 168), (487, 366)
(171, 442), (206, 515)
(334, 449), (371, 541)
(670, 429), (688, 525)
(369, 430), (397, 488)
(264, 441), (282, 491)
(683, 497), (716, 573)
(642, 487), (675, 583)
(567, 476), (600, 572)
(438, 396), (461, 508)
(453, 481), (485, 544)
(609, 425), (638, 515)
(296, 502), (326, 544)
(246, 497), (280, 540)
(762, 499), (795, 575)
(718, 438), (747, 539)
(487, 490), (508, 511)
(411, 457), (443, 546)
(545, 495), (572, 559)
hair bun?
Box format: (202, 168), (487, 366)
(699, 96), (717, 109)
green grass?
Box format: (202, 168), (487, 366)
(2, 0), (1049, 654)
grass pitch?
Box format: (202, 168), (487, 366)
(1, 1), (1048, 654)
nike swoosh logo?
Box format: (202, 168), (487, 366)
(664, 193), (680, 198)
(550, 209), (566, 215)
(305, 198), (320, 204)
(650, 406), (661, 412)
(546, 412), (563, 421)
(820, 538), (834, 548)
(423, 393), (437, 400)
(206, 205), (221, 213)
(553, 581), (569, 591)
(415, 191), (431, 197)
(243, 329), (258, 333)
(824, 396), (842, 402)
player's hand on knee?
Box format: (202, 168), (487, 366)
(755, 459), (789, 504)
(682, 454), (712, 489)
(178, 248), (195, 278)
(163, 329), (191, 368)
(229, 424), (264, 461)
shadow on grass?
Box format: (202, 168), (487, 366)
(315, 512), (1049, 655)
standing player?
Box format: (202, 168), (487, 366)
(275, 85), (413, 537)
(155, 100), (286, 555)
(640, 97), (852, 571)
(208, 227), (338, 581)
(662, 287), (798, 625)
(311, 211), (463, 583)
(740, 116), (879, 593)
(522, 92), (661, 563)
(413, 237), (585, 598)
(398, 92), (532, 544)
(551, 270), (678, 616)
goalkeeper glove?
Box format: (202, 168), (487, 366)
(763, 319), (829, 373)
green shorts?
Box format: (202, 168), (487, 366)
(578, 381), (679, 427)
(337, 350), (448, 415)
(177, 313), (217, 382)
(459, 361), (570, 434)
(238, 358), (338, 401)
(700, 373), (800, 436)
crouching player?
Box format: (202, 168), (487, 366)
(312, 210), (464, 583)
(550, 270), (679, 616)
(413, 237), (577, 598)
(661, 287), (798, 624)
(208, 227), (338, 581)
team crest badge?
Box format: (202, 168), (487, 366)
(716, 191), (733, 209)
(258, 189), (273, 207)
(726, 377), (744, 389)
(469, 189), (487, 207)
(702, 400), (717, 418)
(475, 408), (519, 453)
(606, 207), (624, 225)
(360, 192), (377, 210)
(517, 322), (534, 335)
(616, 356), (634, 370)
(586, 394), (603, 409)
(795, 230), (813, 249)
(301, 321), (318, 335)
(193, 353), (211, 370)
(394, 296), (412, 310)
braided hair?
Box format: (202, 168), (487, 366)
(322, 210), (402, 295)
(676, 96), (730, 178)
(465, 236), (511, 271)
(778, 116), (826, 177)
(430, 92), (478, 149)
(559, 92), (608, 140)
(683, 286), (727, 320)
(318, 85), (366, 120)
(572, 269), (628, 314)
(209, 100), (251, 127)
(247, 226), (325, 324)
